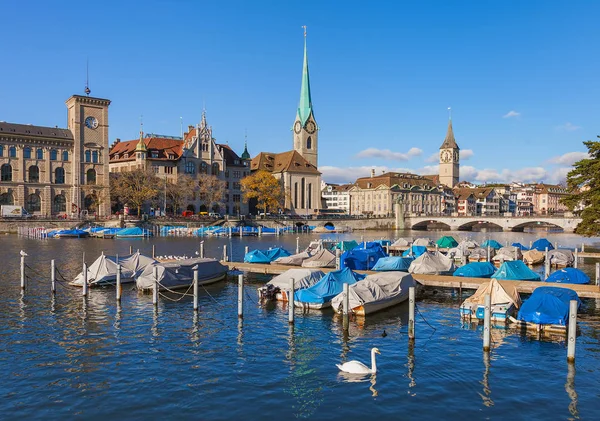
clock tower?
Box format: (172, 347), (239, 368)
(439, 117), (460, 188)
(292, 29), (318, 168)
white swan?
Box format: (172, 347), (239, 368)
(337, 347), (381, 374)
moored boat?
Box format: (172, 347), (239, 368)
(459, 278), (521, 322)
(136, 258), (227, 291)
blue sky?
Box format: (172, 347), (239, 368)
(1, 0), (598, 185)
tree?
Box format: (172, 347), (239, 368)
(166, 174), (196, 215)
(240, 170), (283, 215)
(197, 173), (226, 213)
(562, 137), (600, 236)
(109, 168), (161, 216)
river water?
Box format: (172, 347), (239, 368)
(1, 229), (599, 420)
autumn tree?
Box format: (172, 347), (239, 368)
(562, 136), (600, 236)
(197, 173), (226, 213)
(109, 168), (161, 216)
(166, 174), (196, 214)
(240, 170), (283, 215)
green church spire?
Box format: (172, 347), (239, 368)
(297, 26), (313, 126)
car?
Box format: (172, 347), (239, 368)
(182, 210), (193, 217)
(209, 212), (222, 219)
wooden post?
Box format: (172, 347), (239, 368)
(129, 245), (133, 255)
(223, 245), (228, 262)
(483, 294), (491, 352)
(544, 247), (550, 279)
(296, 237), (300, 254)
(335, 249), (341, 270)
(82, 263), (88, 297)
(461, 254), (467, 266)
(228, 226), (232, 238)
(200, 242), (205, 258)
(408, 286), (415, 340)
(152, 244), (155, 259)
(554, 242), (558, 250)
(20, 255), (25, 290)
(342, 282), (349, 331)
(51, 259), (56, 295)
(567, 300), (578, 363)
(116, 264), (122, 302)
(288, 278), (295, 324)
(514, 246), (518, 261)
(237, 274), (243, 319)
(193, 265), (199, 312)
(529, 240), (533, 249)
(258, 226), (262, 237)
(153, 266), (158, 306)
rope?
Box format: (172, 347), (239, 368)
(245, 289), (257, 304)
(155, 279), (195, 297)
(415, 305), (437, 332)
(200, 283), (223, 306)
(24, 264), (70, 289)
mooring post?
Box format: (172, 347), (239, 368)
(296, 237), (300, 254)
(244, 246), (249, 256)
(258, 226), (262, 237)
(116, 264), (122, 302)
(288, 277), (295, 324)
(200, 241), (205, 258)
(335, 249), (341, 270)
(529, 240), (533, 249)
(567, 300), (578, 362)
(153, 266), (158, 307)
(237, 274), (244, 319)
(223, 245), (228, 262)
(342, 282), (349, 331)
(51, 259), (56, 295)
(435, 244), (439, 253)
(152, 244), (156, 259)
(514, 247), (519, 261)
(20, 255), (25, 290)
(574, 248), (578, 268)
(82, 263), (88, 297)
(595, 262), (599, 285)
(408, 286), (415, 340)
(193, 265), (199, 312)
(129, 245), (133, 255)
(483, 294), (491, 352)
(554, 242), (558, 250)
(487, 245), (491, 262)
(461, 254), (467, 266)
(581, 242), (585, 252)
(544, 247), (550, 278)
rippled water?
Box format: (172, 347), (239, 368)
(1, 230), (599, 420)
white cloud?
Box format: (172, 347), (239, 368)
(548, 151), (589, 165)
(320, 165), (387, 184)
(355, 147), (422, 161)
(503, 110), (521, 118)
(415, 165), (439, 175)
(461, 149), (474, 160)
(556, 122), (581, 131)
(425, 151), (439, 163)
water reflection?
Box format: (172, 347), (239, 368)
(151, 307), (159, 338)
(565, 363), (578, 418)
(337, 372), (378, 397)
(113, 302), (122, 333)
(407, 342), (416, 391)
(479, 351), (494, 407)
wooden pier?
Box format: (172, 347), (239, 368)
(223, 261), (600, 299)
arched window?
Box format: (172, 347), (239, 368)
(86, 168), (96, 185)
(307, 183), (312, 209)
(23, 147), (31, 159)
(92, 150), (99, 163)
(0, 145), (3, 157)
(301, 177), (305, 209)
(294, 182), (298, 208)
(185, 161), (195, 174)
(26, 193), (41, 213)
(36, 149), (43, 160)
(55, 167), (65, 184)
(85, 150), (91, 163)
(28, 166), (39, 182)
(53, 194), (66, 213)
(200, 162), (208, 174)
(212, 163), (220, 176)
(9, 146), (16, 158)
(50, 149), (57, 160)
(0, 192), (14, 205)
(62, 150), (69, 161)
(307, 137), (312, 150)
(1, 164), (12, 181)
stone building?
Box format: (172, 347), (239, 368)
(533, 183), (568, 215)
(321, 182), (352, 213)
(452, 188), (477, 216)
(439, 118), (460, 188)
(0, 94), (111, 217)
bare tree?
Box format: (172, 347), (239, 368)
(110, 168), (161, 216)
(197, 173), (226, 213)
(166, 174), (196, 214)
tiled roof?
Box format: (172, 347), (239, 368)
(354, 172), (437, 190)
(0, 122), (73, 140)
(440, 120), (459, 149)
(109, 137), (183, 161)
(535, 183), (568, 195)
(452, 188), (476, 200)
(217, 143), (246, 167)
(251, 150), (320, 175)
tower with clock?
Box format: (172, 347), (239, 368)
(438, 117), (460, 188)
(292, 29), (318, 168)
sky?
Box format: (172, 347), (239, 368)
(1, 0), (598, 186)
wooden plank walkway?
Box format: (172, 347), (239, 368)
(223, 261), (600, 299)
(388, 245), (600, 259)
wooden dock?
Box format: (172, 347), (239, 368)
(223, 261), (600, 299)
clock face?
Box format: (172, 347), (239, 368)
(440, 150), (450, 163)
(453, 151), (459, 163)
(293, 120), (302, 134)
(305, 120), (316, 134)
(85, 116), (98, 129)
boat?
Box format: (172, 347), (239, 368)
(547, 249), (574, 267)
(468, 247), (492, 262)
(436, 236), (458, 248)
(408, 251), (456, 275)
(522, 249), (545, 265)
(531, 238), (554, 252)
(331, 272), (417, 316)
(481, 239), (503, 250)
(272, 251), (311, 266)
(257, 268), (325, 302)
(459, 278), (522, 322)
(115, 226), (153, 238)
(53, 229), (90, 238)
(244, 247), (291, 263)
(511, 242), (530, 251)
(402, 245), (428, 257)
(136, 258), (228, 291)
(301, 249), (336, 268)
(294, 268), (365, 309)
(391, 238), (411, 247)
(447, 246), (469, 262)
(545, 268), (590, 284)
(334, 240), (359, 252)
(340, 243), (387, 270)
(372, 256), (414, 271)
(491, 261), (541, 281)
(453, 261), (497, 278)
(511, 286), (581, 332)
(413, 238), (434, 247)
(492, 246), (523, 263)
(71, 251), (157, 287)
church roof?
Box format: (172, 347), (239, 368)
(241, 141), (250, 159)
(296, 37), (313, 126)
(251, 150), (320, 175)
(0, 121), (73, 141)
(439, 119), (460, 150)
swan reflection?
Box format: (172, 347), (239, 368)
(337, 372), (378, 397)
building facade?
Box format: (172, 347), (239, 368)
(321, 182), (352, 213)
(533, 183), (568, 215)
(439, 118), (460, 188)
(0, 94), (111, 217)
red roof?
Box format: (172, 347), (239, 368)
(109, 137), (183, 162)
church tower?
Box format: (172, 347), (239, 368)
(292, 27), (318, 168)
(439, 117), (460, 188)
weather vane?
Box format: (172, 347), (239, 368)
(84, 58), (91, 96)
(448, 107), (452, 120)
(302, 25), (307, 37)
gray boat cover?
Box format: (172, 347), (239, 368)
(331, 272), (416, 312)
(413, 238), (433, 247)
(468, 247), (491, 261)
(447, 247), (469, 259)
(548, 249), (574, 266)
(457, 240), (479, 250)
(272, 251), (311, 266)
(71, 251), (157, 286)
(136, 258), (227, 290)
(409, 251), (456, 274)
(492, 246), (522, 262)
(302, 249), (336, 268)
(392, 238), (411, 247)
(461, 278), (521, 310)
(264, 268), (325, 291)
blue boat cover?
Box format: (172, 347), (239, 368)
(356, 242), (387, 253)
(294, 268), (366, 304)
(403, 245), (428, 257)
(545, 268), (590, 284)
(55, 229), (90, 237)
(372, 239), (392, 247)
(531, 238), (554, 251)
(335, 240), (359, 252)
(244, 247), (291, 263)
(481, 239), (503, 249)
(518, 286), (581, 325)
(116, 227), (152, 237)
(492, 260), (541, 281)
(372, 256), (414, 271)
(512, 242), (530, 251)
(454, 262), (497, 278)
(340, 244), (387, 270)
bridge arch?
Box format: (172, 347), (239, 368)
(456, 220), (504, 231)
(509, 221), (565, 232)
(410, 220), (452, 231)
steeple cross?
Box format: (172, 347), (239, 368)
(302, 25), (307, 37)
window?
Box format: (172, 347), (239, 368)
(168, 154), (175, 159)
(307, 136), (312, 150)
(152, 166), (159, 174)
(233, 182), (240, 190)
(165, 166), (174, 174)
(1, 164), (12, 181)
(85, 150), (91, 163)
(26, 194), (41, 213)
(301, 177), (305, 208)
(53, 194), (66, 213)
(185, 161), (195, 174)
(86, 169), (96, 185)
(62, 150), (68, 161)
(200, 162), (208, 174)
(23, 147), (31, 159)
(294, 182), (298, 208)
(0, 192), (14, 205)
(55, 167), (65, 184)
(50, 149), (57, 160)
(28, 166), (39, 182)
(151, 151), (158, 158)
(233, 194), (240, 203)
(0, 145), (3, 157)
(124, 153), (129, 159)
(9, 146), (16, 158)
(212, 163), (220, 176)
(225, 171), (230, 177)
(92, 150), (99, 163)
(36, 149), (43, 160)
(233, 170), (241, 178)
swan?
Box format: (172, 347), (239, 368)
(337, 347), (381, 374)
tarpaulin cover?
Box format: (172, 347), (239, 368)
(457, 240), (479, 251)
(545, 268), (590, 284)
(436, 236), (458, 248)
(453, 262), (497, 278)
(492, 260), (541, 281)
(531, 238), (554, 252)
(402, 245), (428, 257)
(482, 239), (503, 249)
(266, 268), (325, 291)
(340, 245), (386, 270)
(71, 251), (157, 286)
(462, 278), (522, 309)
(272, 251), (311, 266)
(294, 268), (365, 304)
(115, 227), (152, 237)
(244, 247), (291, 263)
(136, 258), (227, 290)
(372, 256), (414, 271)
(522, 249), (545, 265)
(392, 238), (411, 247)
(492, 246), (523, 262)
(335, 240), (359, 252)
(413, 238), (434, 247)
(548, 249), (574, 266)
(517, 286), (581, 325)
(302, 249), (337, 268)
(447, 247), (468, 259)
(409, 251), (456, 275)
(512, 242), (530, 251)
(355, 242), (387, 254)
(469, 247), (491, 261)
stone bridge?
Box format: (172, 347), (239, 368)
(403, 215), (581, 233)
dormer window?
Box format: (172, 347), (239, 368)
(124, 153), (129, 159)
(168, 154), (175, 160)
(114, 153), (119, 160)
(151, 151), (158, 158)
